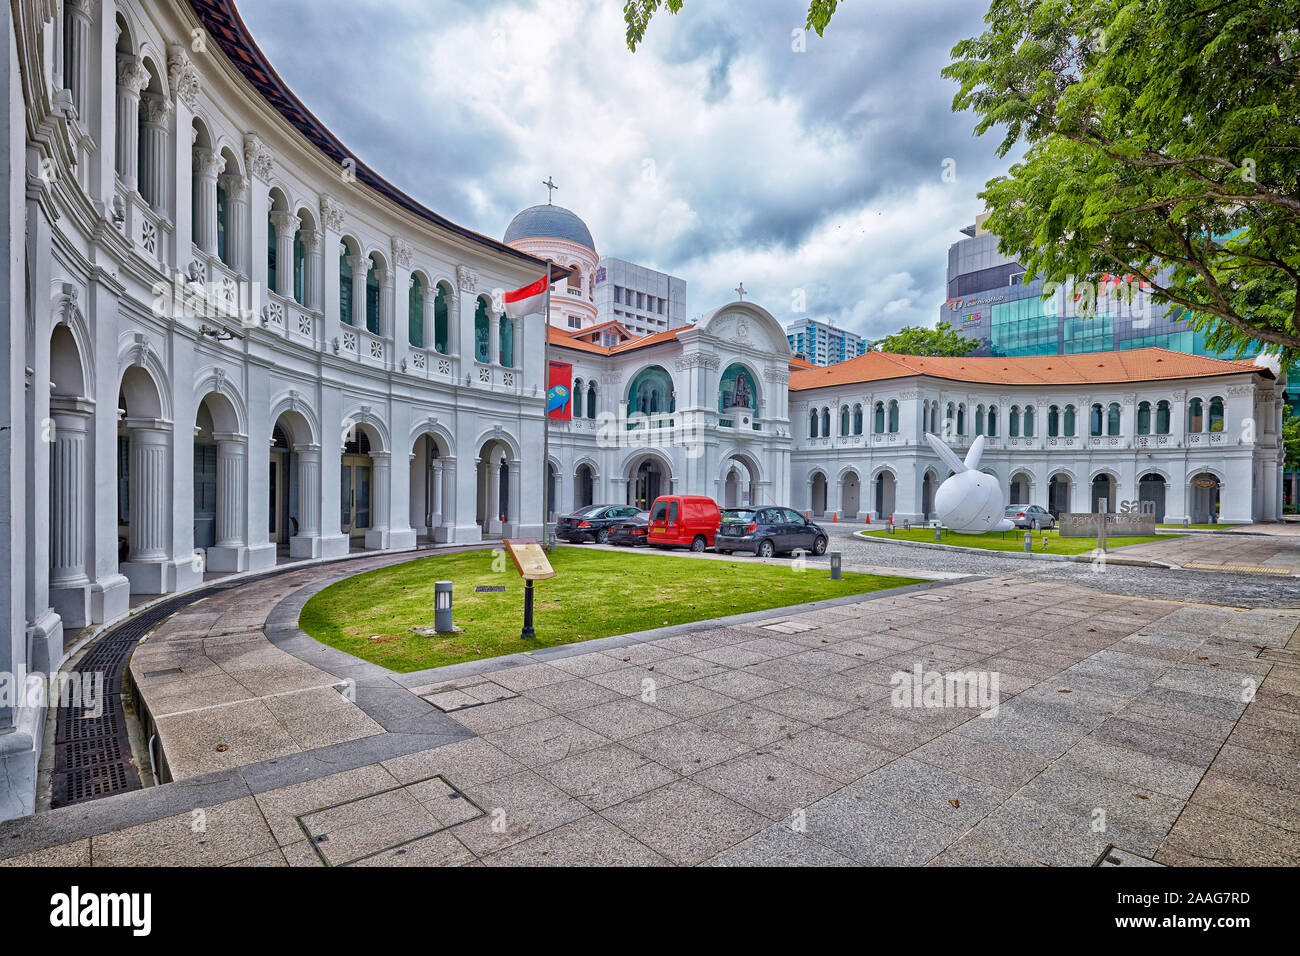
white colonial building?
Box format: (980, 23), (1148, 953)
(0, 0), (1285, 819)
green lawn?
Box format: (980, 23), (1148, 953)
(860, 527), (1178, 554)
(299, 547), (921, 672)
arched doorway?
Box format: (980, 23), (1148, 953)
(269, 425), (292, 550)
(810, 472), (828, 516)
(1009, 473), (1031, 506)
(841, 471), (861, 519)
(49, 324), (92, 625)
(193, 391), (247, 572)
(1190, 473), (1221, 524)
(720, 453), (759, 508)
(117, 365), (172, 594)
(341, 426), (376, 546)
(628, 455), (669, 510)
(1048, 473), (1071, 517)
(574, 464), (595, 510)
(476, 437), (515, 536)
(410, 433), (451, 543)
(921, 470), (936, 521)
(271, 408), (321, 558)
(874, 471), (897, 520)
(1090, 474), (1116, 513)
(1138, 473), (1167, 523)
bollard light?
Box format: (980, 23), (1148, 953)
(434, 580), (454, 633)
(1183, 517), (1189, 529)
(830, 551), (842, 580)
(1024, 532), (1032, 553)
(934, 525), (941, 542)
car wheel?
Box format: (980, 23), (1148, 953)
(757, 539), (775, 558)
(812, 535), (828, 556)
(690, 535), (707, 553)
(596, 528), (610, 545)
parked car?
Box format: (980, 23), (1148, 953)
(556, 504), (643, 544)
(608, 510), (650, 547)
(647, 495), (721, 552)
(720, 507), (756, 525)
(715, 506), (829, 558)
(1004, 504), (1056, 530)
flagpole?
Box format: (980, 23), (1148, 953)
(542, 259), (552, 550)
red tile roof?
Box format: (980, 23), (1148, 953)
(789, 348), (1269, 391)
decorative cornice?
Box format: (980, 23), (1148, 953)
(456, 265), (478, 293)
(116, 54), (148, 95)
(320, 194), (346, 232)
(392, 238), (412, 269)
(167, 43), (201, 110)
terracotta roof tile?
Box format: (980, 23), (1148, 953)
(788, 348), (1268, 391)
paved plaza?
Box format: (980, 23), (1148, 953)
(2, 532), (1299, 868)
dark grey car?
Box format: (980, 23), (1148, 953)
(715, 506), (828, 558)
(556, 505), (643, 543)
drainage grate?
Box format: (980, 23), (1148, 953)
(296, 775), (484, 866)
(758, 620), (819, 634)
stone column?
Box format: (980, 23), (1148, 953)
(137, 92), (171, 215)
(304, 230), (322, 311)
(214, 437), (247, 548)
(192, 148), (222, 254)
(488, 308), (500, 366)
(220, 172), (248, 274)
(289, 443), (322, 558)
(63, 0), (92, 120)
(348, 254), (371, 329)
(114, 55), (148, 189)
(365, 451), (392, 550)
(422, 289), (436, 353)
(431, 460), (444, 528)
(486, 456), (501, 532)
(270, 211), (300, 298)
(126, 425), (169, 561)
(379, 268), (394, 341)
(49, 404), (91, 587)
(508, 460), (522, 532)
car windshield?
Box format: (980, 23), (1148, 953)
(650, 502), (668, 521)
(722, 509), (755, 521)
(575, 505), (606, 517)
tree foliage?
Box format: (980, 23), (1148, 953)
(623, 0), (840, 51)
(1284, 406), (1300, 471)
(871, 320), (978, 356)
(944, 0), (1300, 361)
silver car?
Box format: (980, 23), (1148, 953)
(1004, 504), (1056, 530)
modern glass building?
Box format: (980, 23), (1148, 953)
(786, 318), (869, 366)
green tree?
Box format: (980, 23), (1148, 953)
(870, 320), (977, 356)
(944, 0), (1300, 361)
(1284, 406), (1300, 473)
(623, 0), (841, 51)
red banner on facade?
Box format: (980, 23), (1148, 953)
(547, 360), (572, 421)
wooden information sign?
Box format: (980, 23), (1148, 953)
(503, 539), (556, 580)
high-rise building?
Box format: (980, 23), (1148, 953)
(592, 257), (687, 337)
(785, 318), (869, 366)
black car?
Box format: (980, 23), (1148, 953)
(608, 510), (651, 546)
(556, 504), (643, 544)
(715, 506), (829, 557)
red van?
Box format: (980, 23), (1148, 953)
(647, 495), (721, 552)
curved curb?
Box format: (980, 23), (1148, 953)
(853, 530), (1179, 569)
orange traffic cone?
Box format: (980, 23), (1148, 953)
(865, 514), (871, 525)
(833, 513), (838, 523)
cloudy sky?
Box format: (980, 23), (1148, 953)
(239, 0), (1019, 341)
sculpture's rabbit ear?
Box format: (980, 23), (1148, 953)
(964, 434), (986, 471)
(924, 433), (967, 474)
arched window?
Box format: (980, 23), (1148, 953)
(1090, 403), (1103, 436)
(586, 382), (596, 419)
(365, 254), (381, 334)
(719, 364), (758, 412)
(628, 366), (675, 416)
(408, 275), (424, 347)
(339, 246), (353, 326)
(987, 405), (998, 437)
(499, 314), (514, 367)
(1009, 406), (1020, 438)
(1156, 400), (1171, 435)
(1048, 405), (1059, 437)
(1208, 396), (1224, 432)
(874, 401), (885, 434)
(267, 212), (279, 293)
(945, 402), (955, 435)
(1107, 402), (1121, 436)
(293, 230), (307, 304)
(474, 298), (490, 363)
(434, 282), (450, 354)
(1188, 397), (1204, 432)
(809, 409), (818, 438)
(1064, 404), (1076, 437)
(853, 404), (863, 435)
(1137, 401), (1151, 435)
(822, 407), (831, 436)
(931, 403), (940, 434)
(975, 404), (985, 435)
(573, 379), (584, 418)
(216, 177), (228, 262)
(841, 406), (850, 436)
(888, 400), (900, 433)
(1023, 405), (1034, 437)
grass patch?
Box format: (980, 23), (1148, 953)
(860, 527), (1179, 554)
(299, 547), (921, 672)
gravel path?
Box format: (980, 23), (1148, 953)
(808, 526), (1300, 608)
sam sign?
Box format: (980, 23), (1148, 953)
(547, 360), (572, 421)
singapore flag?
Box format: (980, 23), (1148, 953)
(503, 273), (548, 319)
